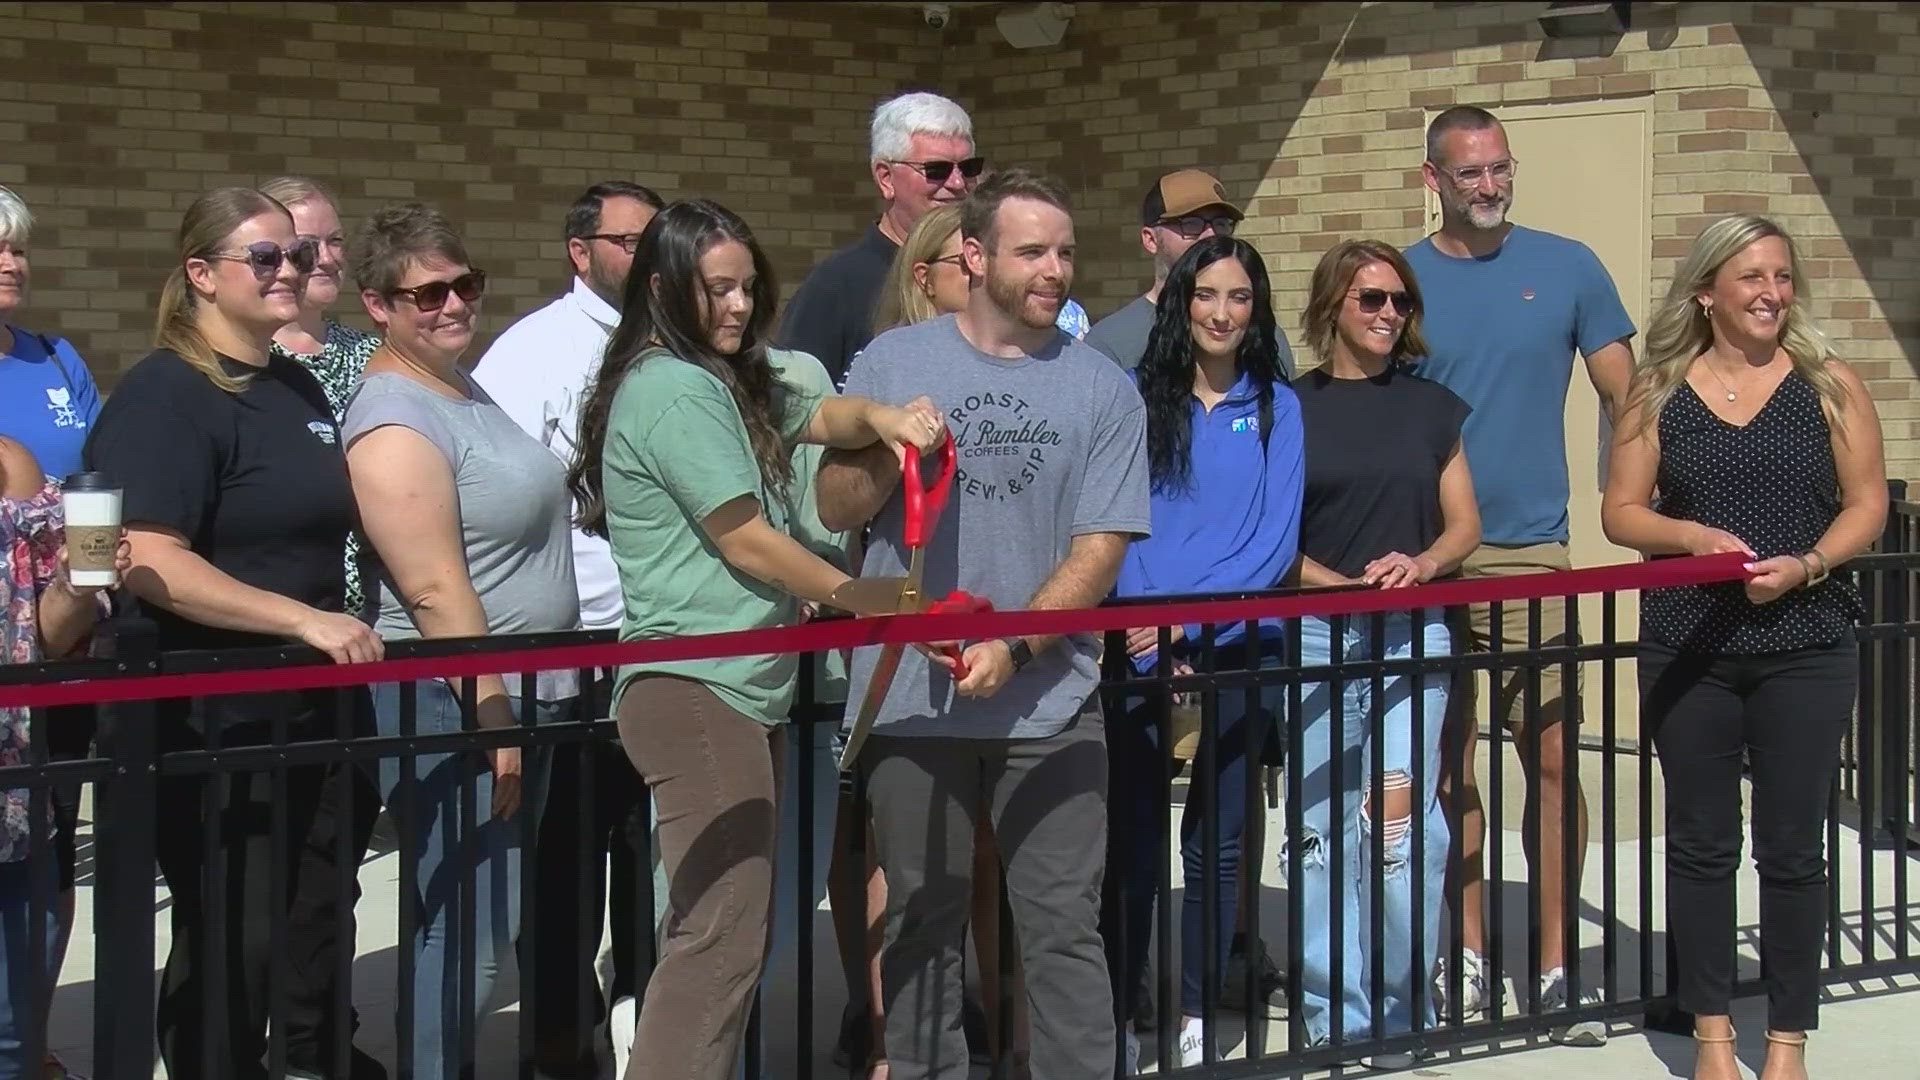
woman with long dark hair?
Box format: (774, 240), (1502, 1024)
(1105, 236), (1304, 1070)
(1603, 215), (1884, 1080)
(567, 199), (945, 1080)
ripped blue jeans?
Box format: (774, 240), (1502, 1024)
(1291, 610), (1450, 1046)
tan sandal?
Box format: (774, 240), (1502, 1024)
(1765, 1031), (1808, 1048)
(1694, 1028), (1737, 1045)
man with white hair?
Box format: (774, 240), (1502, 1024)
(778, 90), (982, 387)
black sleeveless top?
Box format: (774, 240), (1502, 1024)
(1641, 371), (1859, 654)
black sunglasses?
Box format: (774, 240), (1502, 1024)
(387, 270), (487, 312)
(209, 239), (319, 276)
(1157, 215), (1238, 240)
(581, 232), (645, 254)
(889, 156), (987, 184)
(1349, 288), (1415, 316)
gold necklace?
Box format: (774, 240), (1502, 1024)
(1702, 362), (1739, 402)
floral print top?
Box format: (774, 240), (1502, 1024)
(271, 320), (380, 617)
(2, 482), (62, 863)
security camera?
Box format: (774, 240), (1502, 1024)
(923, 3), (951, 30)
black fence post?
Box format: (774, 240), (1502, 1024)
(91, 615), (161, 1077)
(1876, 478), (1910, 843)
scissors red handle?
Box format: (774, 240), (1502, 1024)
(902, 431), (958, 550)
(927, 590), (993, 681)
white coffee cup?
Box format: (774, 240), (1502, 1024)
(63, 472), (122, 589)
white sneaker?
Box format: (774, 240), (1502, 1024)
(1540, 967), (1607, 1046)
(610, 993), (638, 1076)
(1434, 949), (1489, 1019)
(1177, 1016), (1206, 1068)
(1124, 1027), (1142, 1075)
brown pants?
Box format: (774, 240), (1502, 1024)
(617, 675), (786, 1080)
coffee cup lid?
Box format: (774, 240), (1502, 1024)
(63, 472), (117, 491)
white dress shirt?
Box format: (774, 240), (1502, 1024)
(471, 277), (624, 630)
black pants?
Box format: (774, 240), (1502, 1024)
(525, 679), (651, 1071)
(153, 691), (378, 1080)
(1640, 637), (1855, 1031)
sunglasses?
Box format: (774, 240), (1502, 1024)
(1157, 215), (1238, 240)
(889, 156), (987, 184)
(1348, 288), (1415, 316)
(208, 239), (319, 276)
(924, 253), (966, 269)
(387, 270), (487, 312)
(582, 232), (645, 254)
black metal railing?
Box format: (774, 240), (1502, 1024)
(1, 542), (1917, 1078)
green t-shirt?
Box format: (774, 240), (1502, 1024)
(770, 348), (853, 706)
(606, 348), (825, 724)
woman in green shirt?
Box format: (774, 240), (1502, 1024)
(569, 199), (944, 1080)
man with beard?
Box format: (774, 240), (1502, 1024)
(1087, 169), (1295, 379)
(1405, 105), (1635, 1047)
(471, 179), (662, 1079)
(817, 168), (1150, 1080)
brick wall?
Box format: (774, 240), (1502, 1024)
(948, 0), (1920, 478)
(0, 0), (943, 378)
(4, 1), (1918, 476)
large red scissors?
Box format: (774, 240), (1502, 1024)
(831, 432), (991, 772)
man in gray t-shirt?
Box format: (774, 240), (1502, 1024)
(1086, 168), (1296, 376)
(819, 169), (1148, 1080)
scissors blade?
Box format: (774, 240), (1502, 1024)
(839, 642), (906, 772)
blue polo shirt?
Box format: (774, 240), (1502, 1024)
(1405, 225), (1634, 545)
(0, 327), (101, 481)
(1115, 370), (1305, 672)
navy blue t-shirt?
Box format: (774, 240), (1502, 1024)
(1404, 225), (1634, 545)
(0, 326), (101, 481)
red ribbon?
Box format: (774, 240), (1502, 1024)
(0, 553), (1750, 710)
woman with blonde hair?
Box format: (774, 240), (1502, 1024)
(1602, 215), (1884, 1080)
(872, 203), (968, 337)
(83, 186), (383, 1079)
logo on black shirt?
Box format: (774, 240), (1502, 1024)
(308, 420), (338, 446)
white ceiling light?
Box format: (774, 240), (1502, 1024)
(996, 2), (1075, 49)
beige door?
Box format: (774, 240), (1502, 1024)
(1425, 98), (1653, 734)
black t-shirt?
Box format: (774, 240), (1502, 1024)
(775, 222), (898, 387)
(1293, 366), (1471, 580)
(84, 348), (355, 653)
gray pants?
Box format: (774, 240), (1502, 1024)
(865, 702), (1114, 1080)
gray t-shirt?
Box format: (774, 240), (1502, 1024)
(343, 372), (581, 698)
(841, 314), (1151, 740)
(1087, 293), (1298, 377)
(1085, 295), (1158, 369)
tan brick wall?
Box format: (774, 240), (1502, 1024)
(5, 2), (1918, 478)
(0, 0), (943, 381)
(947, 0), (1920, 479)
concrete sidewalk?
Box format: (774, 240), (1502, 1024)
(45, 738), (1920, 1078)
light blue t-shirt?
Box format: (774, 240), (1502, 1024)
(0, 327), (100, 482)
(1404, 225), (1634, 545)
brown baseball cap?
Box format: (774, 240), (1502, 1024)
(1141, 169), (1242, 225)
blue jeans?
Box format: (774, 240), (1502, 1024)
(371, 680), (563, 1080)
(1294, 611), (1450, 1046)
(0, 861), (57, 1079)
(1104, 638), (1284, 1019)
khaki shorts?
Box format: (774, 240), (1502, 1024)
(1454, 541), (1582, 732)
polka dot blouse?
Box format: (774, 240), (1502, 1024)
(1641, 370), (1860, 654)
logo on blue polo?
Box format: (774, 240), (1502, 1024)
(1230, 416), (1261, 434)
